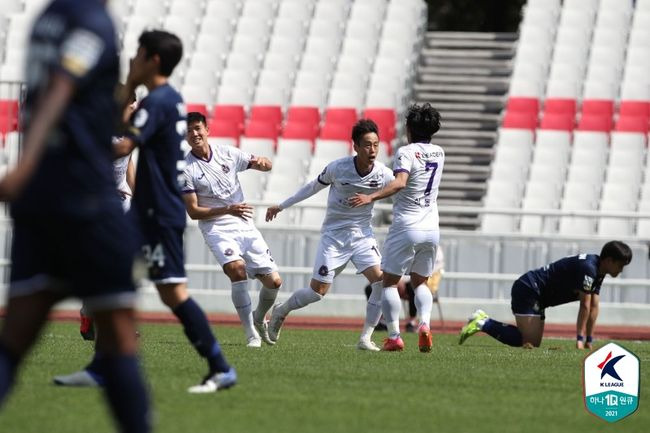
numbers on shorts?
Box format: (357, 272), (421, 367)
(142, 243), (165, 268)
(424, 162), (438, 196)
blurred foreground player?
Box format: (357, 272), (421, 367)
(54, 30), (235, 393)
(80, 90), (137, 341)
(0, 1), (150, 431)
(459, 241), (632, 349)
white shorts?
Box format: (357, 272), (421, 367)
(381, 228), (439, 278)
(312, 228), (381, 283)
(202, 226), (278, 278)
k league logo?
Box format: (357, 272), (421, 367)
(583, 343), (640, 423)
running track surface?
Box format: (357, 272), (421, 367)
(5, 310), (648, 341)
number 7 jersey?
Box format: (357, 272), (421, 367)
(391, 142), (445, 232)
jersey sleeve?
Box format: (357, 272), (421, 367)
(125, 97), (163, 146)
(229, 146), (253, 172)
(56, 11), (112, 85)
(392, 147), (413, 175)
(317, 162), (335, 185)
(181, 164), (195, 194)
(579, 260), (600, 295)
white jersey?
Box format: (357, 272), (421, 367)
(182, 144), (254, 231)
(113, 154), (131, 194)
(317, 156), (394, 232)
(391, 142), (445, 232)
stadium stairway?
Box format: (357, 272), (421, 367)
(413, 31), (517, 230)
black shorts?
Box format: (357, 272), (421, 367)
(510, 279), (545, 320)
(138, 223), (187, 285)
(10, 211), (137, 311)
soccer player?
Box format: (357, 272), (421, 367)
(0, 1), (150, 431)
(349, 103), (445, 352)
(182, 111), (282, 348)
(79, 92), (137, 341)
(55, 30), (235, 394)
(265, 119), (394, 351)
(458, 241), (633, 349)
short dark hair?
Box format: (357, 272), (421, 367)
(600, 241), (633, 265)
(351, 119), (379, 145)
(138, 30), (183, 77)
(406, 103), (441, 143)
(187, 111), (207, 126)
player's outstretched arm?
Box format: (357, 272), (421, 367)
(348, 171), (408, 207)
(266, 177), (328, 221)
(182, 191), (252, 220)
(0, 73), (76, 201)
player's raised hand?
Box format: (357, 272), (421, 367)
(266, 205), (282, 222)
(348, 193), (372, 208)
(228, 203), (253, 220)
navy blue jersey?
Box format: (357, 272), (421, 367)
(126, 84), (186, 228)
(11, 0), (120, 219)
(519, 254), (603, 308)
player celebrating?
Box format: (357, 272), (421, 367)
(349, 103), (444, 352)
(0, 0), (150, 431)
(266, 119), (394, 351)
(459, 241), (632, 349)
(182, 111), (282, 348)
(54, 30), (235, 393)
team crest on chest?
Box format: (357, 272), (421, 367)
(221, 164), (230, 173)
(224, 248), (234, 256)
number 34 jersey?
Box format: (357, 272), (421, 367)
(391, 142), (445, 233)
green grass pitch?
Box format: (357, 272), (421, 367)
(0, 322), (648, 433)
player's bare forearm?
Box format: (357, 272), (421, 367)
(250, 157), (272, 172)
(0, 73), (75, 200)
(586, 295), (599, 338)
(348, 173), (407, 207)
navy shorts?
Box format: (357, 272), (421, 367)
(10, 211), (137, 311)
(510, 279), (545, 320)
(138, 222), (187, 285)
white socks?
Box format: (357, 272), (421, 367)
(360, 281), (383, 340)
(277, 287), (323, 317)
(382, 285), (402, 339)
(414, 283), (433, 328)
(253, 285), (280, 323)
(231, 280), (255, 338)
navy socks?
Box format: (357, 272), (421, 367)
(173, 298), (230, 373)
(482, 318), (523, 347)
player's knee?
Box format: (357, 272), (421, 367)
(269, 275), (282, 289)
(224, 263), (247, 281)
(310, 280), (329, 296)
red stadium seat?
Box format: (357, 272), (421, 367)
(244, 120), (279, 140)
(363, 108), (396, 142)
(615, 115), (650, 133)
(505, 97), (539, 114)
(577, 114), (613, 132)
(281, 121), (319, 142)
(619, 101), (650, 119)
(502, 111), (537, 129)
(212, 105), (246, 132)
(0, 100), (20, 135)
(286, 106), (320, 127)
(540, 113), (574, 131)
(324, 108), (357, 128)
(543, 98), (576, 115)
(319, 122), (351, 141)
(186, 103), (208, 117)
(208, 119), (240, 141)
(581, 100), (614, 117)
(250, 105), (283, 127)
